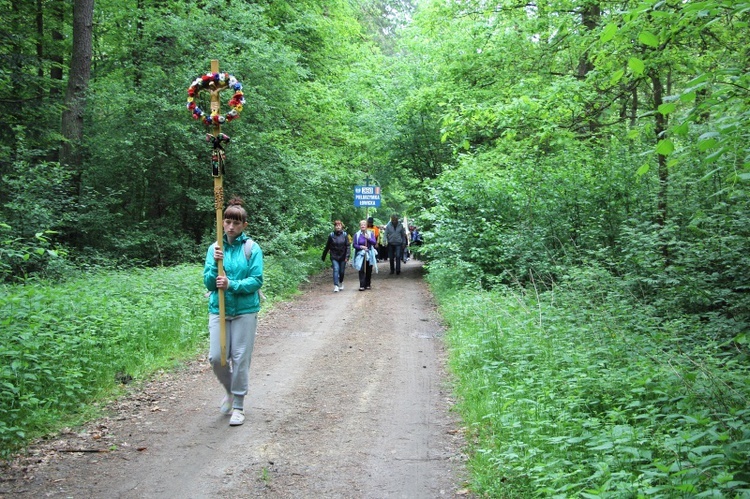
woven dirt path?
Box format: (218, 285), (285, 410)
(0, 259), (471, 498)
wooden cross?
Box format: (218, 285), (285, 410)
(209, 59), (228, 367)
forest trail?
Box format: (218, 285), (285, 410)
(1, 259), (470, 498)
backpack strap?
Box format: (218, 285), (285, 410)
(243, 238), (255, 259)
(242, 237), (266, 302)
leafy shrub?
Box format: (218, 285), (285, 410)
(430, 265), (750, 497)
(0, 223), (69, 283)
(0, 266), (207, 455)
(262, 246), (325, 302)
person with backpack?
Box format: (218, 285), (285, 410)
(203, 197), (264, 427)
(385, 213), (408, 275)
(321, 219), (350, 292)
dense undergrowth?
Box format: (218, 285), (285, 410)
(0, 249), (324, 458)
(428, 264), (750, 498)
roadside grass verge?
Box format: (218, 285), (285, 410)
(0, 249), (324, 458)
(428, 266), (750, 497)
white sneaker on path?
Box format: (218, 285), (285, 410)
(230, 409), (245, 426)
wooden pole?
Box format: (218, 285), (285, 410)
(210, 59), (227, 367)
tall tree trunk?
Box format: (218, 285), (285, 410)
(651, 72), (669, 263)
(60, 0), (94, 196)
(577, 3), (600, 79)
(133, 0), (144, 88)
(45, 0), (65, 162)
(49, 0), (65, 98)
(36, 0), (44, 80)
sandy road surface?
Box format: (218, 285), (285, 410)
(0, 259), (470, 498)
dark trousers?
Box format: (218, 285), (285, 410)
(359, 261), (373, 288)
(332, 258), (346, 286)
(388, 244), (403, 273)
(377, 244), (387, 261)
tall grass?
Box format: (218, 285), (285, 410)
(0, 249), (324, 457)
(429, 265), (750, 497)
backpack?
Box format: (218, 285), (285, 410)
(243, 237), (255, 259)
(243, 237), (266, 301)
(330, 231), (348, 242)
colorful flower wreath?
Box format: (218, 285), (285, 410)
(186, 72), (244, 126)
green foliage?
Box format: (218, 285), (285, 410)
(593, 0), (750, 187)
(0, 266), (206, 455)
(409, 0), (749, 340)
(429, 265), (750, 497)
(407, 1), (750, 494)
(0, 223), (69, 283)
(262, 246), (327, 302)
(418, 137), (650, 287)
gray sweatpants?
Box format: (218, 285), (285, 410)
(208, 313), (258, 410)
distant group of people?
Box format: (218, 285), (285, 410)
(321, 214), (422, 292)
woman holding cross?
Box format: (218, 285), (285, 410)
(203, 197), (264, 426)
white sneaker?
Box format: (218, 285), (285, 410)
(338, 283), (344, 290)
(229, 409), (245, 426)
(220, 394), (233, 415)
(334, 285), (339, 292)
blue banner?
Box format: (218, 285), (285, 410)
(354, 185), (381, 207)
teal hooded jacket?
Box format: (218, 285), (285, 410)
(203, 233), (263, 315)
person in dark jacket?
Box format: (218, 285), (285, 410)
(385, 214), (408, 275)
(322, 220), (350, 292)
